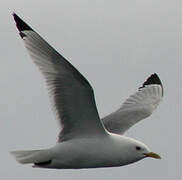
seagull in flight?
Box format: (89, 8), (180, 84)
(11, 13), (162, 169)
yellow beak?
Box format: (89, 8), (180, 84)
(144, 152), (161, 159)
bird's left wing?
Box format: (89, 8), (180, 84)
(102, 74), (163, 134)
(13, 13), (106, 142)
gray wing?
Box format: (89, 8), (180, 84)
(102, 74), (163, 134)
(13, 13), (106, 142)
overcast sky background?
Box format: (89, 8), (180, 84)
(1, 0), (182, 179)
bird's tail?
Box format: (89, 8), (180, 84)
(10, 149), (49, 164)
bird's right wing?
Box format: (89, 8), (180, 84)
(102, 74), (163, 134)
(13, 13), (106, 142)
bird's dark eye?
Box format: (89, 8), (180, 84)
(136, 146), (141, 150)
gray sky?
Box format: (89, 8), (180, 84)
(1, 0), (181, 179)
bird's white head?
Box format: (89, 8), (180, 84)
(115, 136), (161, 166)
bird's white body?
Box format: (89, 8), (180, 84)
(14, 133), (148, 169)
(48, 135), (146, 169)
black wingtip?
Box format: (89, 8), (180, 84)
(139, 73), (163, 95)
(142, 73), (162, 87)
(13, 13), (33, 33)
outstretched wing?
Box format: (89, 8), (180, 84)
(102, 74), (163, 134)
(13, 13), (106, 142)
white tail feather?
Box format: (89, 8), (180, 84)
(10, 150), (48, 164)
